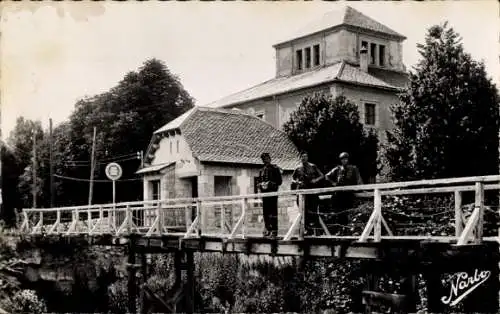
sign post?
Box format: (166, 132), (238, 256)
(105, 162), (123, 230)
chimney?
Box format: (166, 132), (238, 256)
(360, 45), (368, 72)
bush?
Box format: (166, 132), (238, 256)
(7, 290), (47, 314)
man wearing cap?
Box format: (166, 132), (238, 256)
(257, 153), (283, 237)
(292, 151), (325, 236)
(326, 152), (363, 233)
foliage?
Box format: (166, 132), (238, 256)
(6, 290), (47, 314)
(384, 22), (499, 181)
(108, 279), (128, 314)
(283, 94), (379, 183)
(3, 58), (194, 215)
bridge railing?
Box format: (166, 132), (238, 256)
(21, 175), (500, 245)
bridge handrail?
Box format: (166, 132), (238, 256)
(21, 175), (500, 213)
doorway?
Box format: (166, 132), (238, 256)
(214, 176), (233, 231)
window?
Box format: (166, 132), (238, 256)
(169, 141), (173, 154)
(364, 103), (377, 126)
(370, 43), (377, 65)
(361, 41), (368, 49)
(296, 50), (303, 70)
(305, 47), (311, 68)
(150, 180), (161, 200)
(313, 44), (320, 66)
(255, 111), (265, 120)
(176, 140), (179, 153)
(379, 45), (386, 66)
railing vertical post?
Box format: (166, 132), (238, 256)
(298, 194), (305, 240)
(157, 201), (163, 235)
(374, 189), (382, 242)
(127, 205), (132, 234)
(22, 211), (29, 232)
(87, 208), (92, 233)
(196, 200), (202, 236)
(74, 209), (79, 232)
(112, 205), (116, 232)
(56, 209), (61, 232)
(241, 197), (247, 238)
(475, 182), (485, 243)
(221, 203), (226, 235)
(185, 204), (192, 232)
(454, 190), (463, 238)
(39, 212), (44, 232)
(99, 206), (103, 226)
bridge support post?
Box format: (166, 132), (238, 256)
(127, 235), (138, 314)
(139, 251), (148, 314)
(171, 250), (195, 314)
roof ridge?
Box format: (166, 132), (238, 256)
(205, 76), (284, 107)
(210, 61), (344, 108)
(274, 5), (405, 46)
(336, 60), (347, 80)
(177, 107), (198, 130)
(196, 106), (257, 118)
(345, 6), (405, 38)
(339, 63), (398, 89)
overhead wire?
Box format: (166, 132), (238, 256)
(54, 174), (143, 183)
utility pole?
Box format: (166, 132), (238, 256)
(32, 129), (37, 208)
(49, 118), (55, 207)
(88, 127), (97, 206)
(137, 150), (144, 168)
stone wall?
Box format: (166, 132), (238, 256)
(197, 163), (295, 235)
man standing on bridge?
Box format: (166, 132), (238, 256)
(326, 152), (363, 234)
(292, 152), (325, 236)
(257, 153), (283, 238)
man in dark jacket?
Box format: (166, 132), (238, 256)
(292, 152), (325, 236)
(257, 153), (283, 237)
(326, 152), (363, 232)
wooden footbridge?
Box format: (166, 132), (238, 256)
(20, 175), (500, 313)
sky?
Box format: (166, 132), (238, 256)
(1, 0), (499, 138)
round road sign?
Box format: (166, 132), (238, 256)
(105, 162), (123, 181)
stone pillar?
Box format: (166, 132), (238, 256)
(143, 179), (149, 201)
(197, 174), (214, 198)
(197, 174), (214, 232)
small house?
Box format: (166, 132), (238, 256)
(137, 107), (301, 202)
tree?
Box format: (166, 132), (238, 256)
(4, 118), (45, 210)
(1, 144), (21, 225)
(283, 94), (379, 183)
(384, 22), (499, 181)
(54, 58), (195, 206)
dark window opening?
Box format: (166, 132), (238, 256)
(365, 103), (376, 126)
(361, 41), (368, 49)
(370, 43), (377, 65)
(313, 44), (320, 66)
(379, 45), (386, 66)
(296, 50), (303, 71)
(305, 47), (311, 68)
(151, 180), (161, 200)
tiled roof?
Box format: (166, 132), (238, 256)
(275, 6), (405, 46)
(368, 68), (409, 89)
(337, 63), (396, 89)
(208, 62), (342, 108)
(155, 109), (193, 134)
(153, 107), (301, 170)
(208, 61), (403, 108)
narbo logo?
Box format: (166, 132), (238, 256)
(441, 269), (491, 306)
